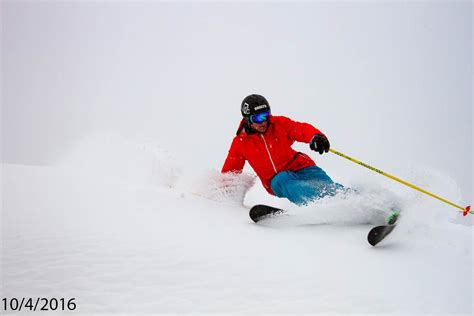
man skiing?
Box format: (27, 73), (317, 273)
(222, 94), (343, 205)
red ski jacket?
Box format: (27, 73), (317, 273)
(221, 115), (324, 194)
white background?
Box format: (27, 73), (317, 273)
(2, 1), (472, 201)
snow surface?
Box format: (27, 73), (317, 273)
(1, 136), (472, 314)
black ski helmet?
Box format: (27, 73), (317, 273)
(241, 94), (271, 119)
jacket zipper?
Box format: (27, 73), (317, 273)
(260, 134), (278, 174)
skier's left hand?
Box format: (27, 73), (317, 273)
(310, 134), (330, 155)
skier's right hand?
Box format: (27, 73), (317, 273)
(310, 134), (330, 155)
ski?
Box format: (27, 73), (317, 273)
(249, 204), (286, 223)
(367, 211), (400, 246)
(250, 204), (400, 246)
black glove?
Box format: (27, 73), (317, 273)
(310, 134), (330, 155)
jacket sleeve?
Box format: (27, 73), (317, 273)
(221, 136), (246, 173)
(278, 116), (324, 143)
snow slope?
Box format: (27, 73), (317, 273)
(1, 138), (472, 314)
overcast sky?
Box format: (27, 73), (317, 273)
(2, 1), (472, 200)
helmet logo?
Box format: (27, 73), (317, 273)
(254, 104), (267, 111)
(242, 103), (250, 115)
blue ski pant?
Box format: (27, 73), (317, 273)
(270, 165), (344, 205)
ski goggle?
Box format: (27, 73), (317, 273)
(249, 111), (271, 124)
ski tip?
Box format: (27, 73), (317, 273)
(368, 236), (378, 247)
(367, 228), (382, 246)
(367, 227), (380, 246)
(367, 224), (397, 247)
(463, 205), (471, 216)
(249, 206), (260, 223)
(249, 204), (271, 223)
(249, 204), (285, 223)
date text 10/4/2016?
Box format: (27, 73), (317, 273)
(2, 297), (77, 312)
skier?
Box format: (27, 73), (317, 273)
(222, 94), (343, 205)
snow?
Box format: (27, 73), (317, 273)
(1, 139), (472, 313)
(2, 1), (472, 314)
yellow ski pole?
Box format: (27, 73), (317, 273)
(329, 148), (472, 216)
